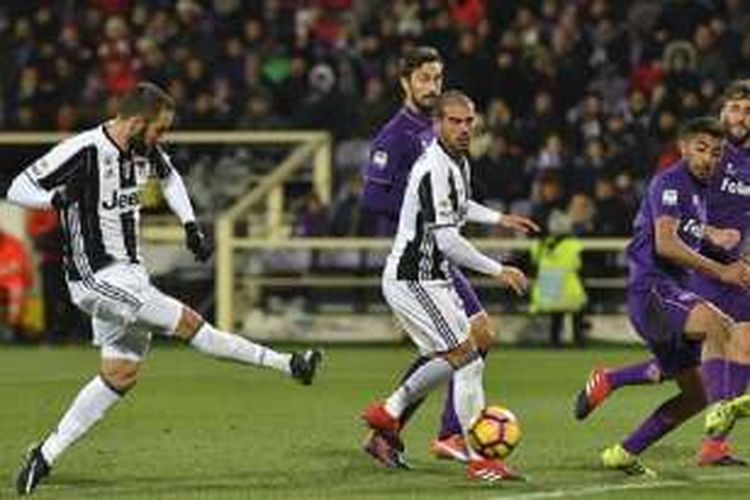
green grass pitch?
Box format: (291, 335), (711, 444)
(2, 344), (750, 499)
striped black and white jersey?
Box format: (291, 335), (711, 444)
(21, 124), (175, 281)
(385, 139), (471, 281)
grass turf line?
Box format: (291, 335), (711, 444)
(1, 345), (750, 499)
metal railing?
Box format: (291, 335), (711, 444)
(0, 130), (333, 331)
(0, 131), (631, 337)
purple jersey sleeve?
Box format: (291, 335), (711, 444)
(628, 163), (706, 288)
(649, 173), (684, 221)
(361, 132), (419, 219)
(363, 134), (403, 188)
(702, 145), (750, 262)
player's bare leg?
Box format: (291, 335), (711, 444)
(174, 307), (322, 385)
(17, 358), (139, 495)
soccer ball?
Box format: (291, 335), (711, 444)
(467, 405), (522, 459)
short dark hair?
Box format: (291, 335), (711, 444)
(678, 116), (724, 141)
(435, 90), (474, 118)
(117, 82), (175, 119)
(399, 46), (443, 79)
(720, 79), (750, 106)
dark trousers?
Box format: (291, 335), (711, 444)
(550, 311), (586, 347)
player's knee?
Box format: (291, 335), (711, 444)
(100, 361), (140, 394)
(469, 313), (496, 353)
(441, 340), (480, 369)
(174, 307), (205, 341)
(688, 303), (733, 343)
(708, 311), (735, 344)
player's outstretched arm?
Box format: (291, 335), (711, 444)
(7, 173), (58, 209)
(161, 172), (213, 262)
(465, 200), (540, 234)
(152, 147), (213, 262)
(433, 226), (502, 275)
(435, 226), (528, 295)
(160, 168), (197, 224)
(153, 146), (198, 224)
(497, 213), (540, 234)
(7, 138), (87, 210)
(433, 225), (527, 295)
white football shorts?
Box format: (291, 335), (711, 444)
(68, 262), (184, 362)
(382, 277), (469, 355)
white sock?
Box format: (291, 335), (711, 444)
(40, 376), (121, 465)
(385, 357), (454, 418)
(384, 387), (409, 418)
(190, 323), (291, 374)
(453, 357), (486, 460)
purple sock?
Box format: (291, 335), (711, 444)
(622, 409), (677, 455)
(701, 359), (750, 440)
(701, 358), (730, 404)
(608, 359), (662, 390)
(728, 361), (750, 398)
(437, 378), (462, 439)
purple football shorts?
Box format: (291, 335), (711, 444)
(627, 280), (704, 377)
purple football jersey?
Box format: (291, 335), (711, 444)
(699, 142), (750, 262)
(360, 106), (435, 234)
(689, 142), (750, 319)
(627, 161), (708, 289)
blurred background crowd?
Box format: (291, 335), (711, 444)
(1, 0), (749, 343)
(2, 0), (749, 238)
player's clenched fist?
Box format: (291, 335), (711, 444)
(495, 266), (527, 296)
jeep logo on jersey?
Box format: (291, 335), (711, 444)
(720, 177), (750, 196)
(102, 190), (140, 210)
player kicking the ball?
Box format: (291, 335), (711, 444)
(361, 91), (528, 483)
(8, 82), (322, 496)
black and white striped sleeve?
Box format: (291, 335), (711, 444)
(466, 200), (502, 225)
(153, 146), (196, 224)
(24, 137), (89, 190)
(7, 172), (55, 208)
(433, 226), (504, 276)
(8, 136), (90, 208)
(149, 145), (175, 179)
(423, 160), (457, 230)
